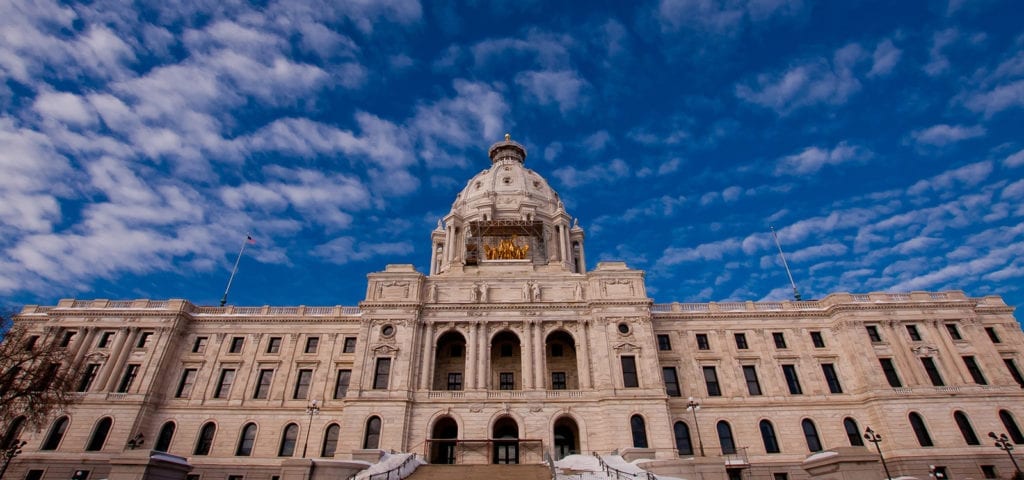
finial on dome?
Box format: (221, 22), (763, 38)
(488, 134), (527, 164)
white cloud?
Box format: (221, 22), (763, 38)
(221, 166), (371, 229)
(657, 0), (803, 33)
(1005, 148), (1024, 168)
(963, 79), (1024, 117)
(867, 39), (901, 77)
(774, 142), (870, 176)
(33, 90), (97, 126)
(410, 80), (510, 167)
(660, 238), (743, 265)
(911, 124), (986, 146)
(735, 43), (866, 114)
(515, 70), (589, 114)
(552, 159), (630, 188)
(924, 28), (958, 76)
(313, 236), (414, 264)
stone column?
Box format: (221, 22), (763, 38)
(444, 227), (453, 263)
(419, 321), (434, 390)
(578, 322), (592, 389)
(102, 327), (136, 391)
(71, 327), (95, 367)
(466, 323), (477, 390)
(522, 322), (534, 389)
(478, 323), (488, 390)
(534, 322), (544, 389)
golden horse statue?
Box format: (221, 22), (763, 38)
(484, 236), (530, 260)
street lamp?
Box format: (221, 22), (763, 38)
(864, 426), (892, 480)
(126, 432), (145, 450)
(686, 397), (705, 457)
(929, 465), (945, 479)
(301, 399), (321, 458)
(988, 431), (1021, 474)
(0, 439), (28, 480)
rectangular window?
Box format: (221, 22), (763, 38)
(663, 367), (681, 397)
(78, 363), (100, 392)
(657, 334), (672, 351)
(552, 372), (567, 390)
(734, 333), (748, 349)
(879, 358), (903, 387)
(810, 331), (825, 348)
(822, 363), (843, 393)
(304, 336), (319, 354)
(985, 327), (1001, 344)
(23, 335), (38, 351)
(1004, 359), (1024, 388)
(500, 343), (513, 357)
(294, 369), (313, 398)
(981, 465), (997, 479)
(192, 336), (207, 353)
(98, 331), (114, 348)
(551, 344), (563, 357)
(695, 333), (710, 350)
(782, 364), (802, 394)
(945, 323), (963, 340)
(267, 337), (282, 353)
(621, 356), (639, 388)
(742, 365), (762, 395)
(254, 369), (274, 399)
(772, 332), (786, 349)
(214, 368), (236, 398)
(921, 357), (944, 386)
(136, 331), (153, 348)
(229, 337), (245, 353)
(447, 372), (463, 391)
(866, 325), (882, 343)
(26, 471), (44, 480)
(60, 331), (76, 347)
(343, 337), (357, 353)
(450, 344), (463, 357)
(117, 364), (140, 393)
(499, 372), (514, 390)
(702, 366), (721, 397)
(773, 474), (789, 480)
(227, 476), (244, 480)
(906, 325), (921, 341)
(176, 368), (198, 398)
(334, 369), (351, 399)
(373, 358), (390, 389)
(963, 356), (987, 385)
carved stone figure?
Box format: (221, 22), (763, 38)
(531, 282), (541, 302)
(574, 282), (584, 300)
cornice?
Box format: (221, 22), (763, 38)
(651, 299), (988, 321)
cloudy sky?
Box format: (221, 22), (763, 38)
(2, 0), (1023, 313)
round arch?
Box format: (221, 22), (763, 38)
(552, 415), (580, 459)
(429, 416), (460, 464)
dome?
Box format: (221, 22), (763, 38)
(449, 134), (564, 222)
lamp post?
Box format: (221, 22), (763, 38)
(302, 399), (320, 458)
(0, 439), (27, 480)
(864, 426), (892, 480)
(928, 465), (945, 479)
(126, 432), (145, 450)
(686, 397), (705, 457)
(988, 432), (1021, 474)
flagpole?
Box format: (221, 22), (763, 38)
(220, 234), (251, 307)
(770, 225), (802, 301)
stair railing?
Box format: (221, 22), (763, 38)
(592, 452), (658, 480)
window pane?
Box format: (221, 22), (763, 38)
(696, 334), (710, 350)
(267, 337), (282, 353)
(945, 323), (962, 340)
(322, 424), (340, 457)
(630, 415), (648, 448)
(772, 332), (786, 349)
(743, 366), (761, 395)
(906, 325), (921, 341)
(85, 418), (112, 451)
(909, 413), (933, 447)
(237, 423), (257, 456)
(194, 423), (216, 455)
(822, 364), (843, 393)
(703, 366), (721, 396)
(155, 422), (175, 452)
(657, 334), (672, 351)
(499, 372), (515, 390)
(1005, 359), (1024, 388)
(254, 369), (274, 399)
(843, 418), (863, 446)
(760, 420), (780, 454)
(717, 421), (736, 454)
(294, 369), (313, 399)
(954, 411), (980, 445)
(663, 367), (681, 397)
(783, 365), (802, 394)
(117, 364), (140, 393)
(921, 357), (944, 386)
(229, 337), (244, 353)
(305, 337), (319, 354)
(364, 417), (382, 449)
(373, 359), (391, 389)
(552, 372), (566, 390)
(279, 424), (298, 456)
(343, 337), (357, 353)
(963, 356), (987, 385)
(673, 422), (693, 455)
(215, 369), (236, 398)
(866, 326), (881, 342)
(802, 419), (822, 452)
(985, 327), (1001, 343)
(880, 358), (902, 387)
(621, 356), (639, 388)
(810, 331), (825, 348)
(177, 369), (197, 398)
(999, 410), (1024, 444)
(734, 333), (748, 349)
(334, 370), (352, 399)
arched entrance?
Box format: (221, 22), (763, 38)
(492, 417), (519, 464)
(545, 331), (578, 390)
(433, 331), (467, 390)
(430, 417), (458, 464)
(490, 331), (521, 390)
(553, 417), (579, 459)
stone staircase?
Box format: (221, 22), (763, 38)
(406, 464), (551, 480)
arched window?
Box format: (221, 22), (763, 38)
(279, 423), (298, 457)
(2, 416), (26, 449)
(999, 410), (1024, 444)
(630, 415), (648, 448)
(717, 421), (736, 455)
(322, 423), (340, 457)
(953, 411), (979, 445)
(802, 419), (823, 452)
(843, 418), (864, 446)
(194, 422), (216, 455)
(41, 416), (69, 450)
(364, 416), (382, 449)
(673, 422), (693, 455)
(154, 422), (175, 452)
(237, 423), (257, 456)
(909, 412), (933, 447)
(85, 417), (113, 451)
(760, 420), (780, 453)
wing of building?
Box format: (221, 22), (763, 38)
(4, 136), (1024, 480)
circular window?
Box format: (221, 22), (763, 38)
(617, 323), (630, 334)
(381, 325), (395, 337)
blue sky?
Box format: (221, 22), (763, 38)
(2, 0), (1023, 314)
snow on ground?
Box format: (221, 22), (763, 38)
(353, 452), (426, 480)
(553, 454), (686, 480)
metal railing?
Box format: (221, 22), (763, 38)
(592, 452), (656, 480)
(348, 453), (419, 480)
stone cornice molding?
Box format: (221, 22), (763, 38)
(651, 299), (990, 321)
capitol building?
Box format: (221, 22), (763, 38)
(4, 137), (1024, 480)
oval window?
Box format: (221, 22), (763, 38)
(618, 323), (630, 334)
(381, 325), (395, 337)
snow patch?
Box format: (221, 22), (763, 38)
(353, 452), (425, 480)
